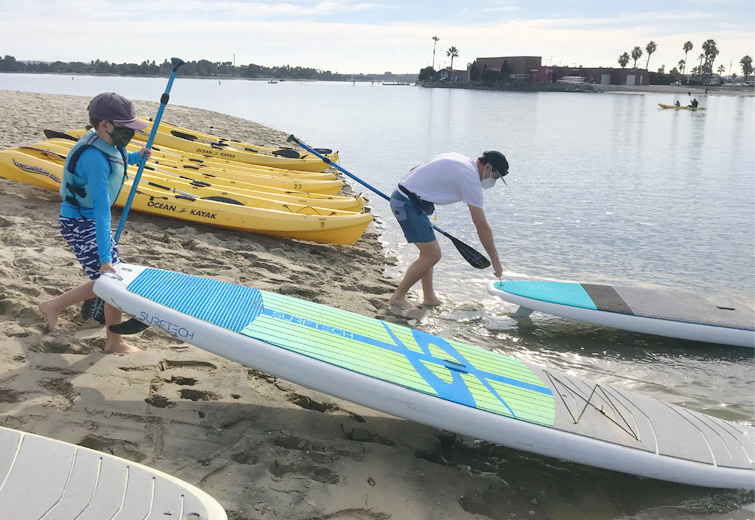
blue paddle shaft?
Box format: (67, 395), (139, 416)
(289, 135), (450, 236)
(114, 58), (185, 243)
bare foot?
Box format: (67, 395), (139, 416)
(39, 300), (60, 330)
(422, 298), (442, 308)
(104, 338), (142, 354)
(388, 296), (419, 312)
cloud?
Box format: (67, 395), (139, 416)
(1, 1), (751, 73)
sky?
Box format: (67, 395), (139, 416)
(0, 0), (753, 75)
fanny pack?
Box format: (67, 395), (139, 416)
(398, 184), (435, 215)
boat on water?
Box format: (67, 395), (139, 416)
(659, 103), (707, 111)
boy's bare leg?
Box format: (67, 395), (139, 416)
(39, 281), (96, 330)
(103, 303), (141, 354)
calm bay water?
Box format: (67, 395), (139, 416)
(2, 74), (754, 518)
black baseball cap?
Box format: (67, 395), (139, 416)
(481, 151), (509, 184)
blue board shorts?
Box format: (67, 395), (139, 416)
(390, 190), (436, 243)
(59, 217), (120, 281)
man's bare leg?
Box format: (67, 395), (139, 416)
(389, 241), (442, 311)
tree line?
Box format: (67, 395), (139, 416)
(618, 40), (753, 83)
(0, 56), (367, 81)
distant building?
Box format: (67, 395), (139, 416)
(469, 56), (542, 82)
(538, 66), (649, 86)
(463, 55), (649, 86)
(439, 68), (469, 82)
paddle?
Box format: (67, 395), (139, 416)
(114, 57), (185, 243)
(287, 135), (491, 270)
(43, 129), (78, 142)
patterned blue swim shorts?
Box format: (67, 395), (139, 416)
(59, 217), (120, 281)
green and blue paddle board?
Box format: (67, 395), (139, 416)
(94, 265), (755, 489)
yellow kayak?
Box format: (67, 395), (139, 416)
(13, 147), (365, 213)
(658, 103), (706, 111)
(0, 149), (373, 245)
(60, 129), (336, 179)
(35, 138), (344, 195)
(131, 123), (334, 172)
(143, 118), (339, 163)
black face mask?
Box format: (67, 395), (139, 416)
(109, 125), (135, 147)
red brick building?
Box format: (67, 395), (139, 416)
(469, 56), (542, 82)
(465, 56), (649, 86)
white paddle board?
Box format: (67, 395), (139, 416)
(93, 264), (755, 489)
(488, 280), (755, 348)
(0, 425), (226, 519)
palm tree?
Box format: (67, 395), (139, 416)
(446, 47), (459, 70)
(678, 59), (686, 74)
(702, 40), (719, 68)
(683, 41), (693, 67)
(431, 36), (440, 69)
(682, 41), (693, 83)
(645, 41), (657, 70)
(631, 46), (643, 68)
(618, 52), (630, 68)
(717, 64), (726, 77)
(741, 55), (753, 82)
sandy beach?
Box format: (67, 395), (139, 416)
(0, 89), (752, 520)
(0, 89), (533, 520)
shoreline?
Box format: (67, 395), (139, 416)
(421, 81), (755, 96)
(0, 89), (464, 520)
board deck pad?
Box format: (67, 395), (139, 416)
(494, 281), (754, 330)
(127, 268), (556, 427)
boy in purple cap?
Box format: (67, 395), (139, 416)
(40, 92), (151, 354)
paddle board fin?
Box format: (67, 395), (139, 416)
(109, 318), (150, 335)
(81, 297), (106, 325)
(511, 306), (534, 319)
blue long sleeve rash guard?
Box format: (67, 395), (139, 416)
(60, 146), (142, 265)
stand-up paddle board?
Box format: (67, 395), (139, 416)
(0, 425), (226, 520)
(488, 280), (755, 348)
(94, 264), (755, 489)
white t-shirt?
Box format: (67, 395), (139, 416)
(400, 152), (484, 208)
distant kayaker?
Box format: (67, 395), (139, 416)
(39, 93), (151, 354)
(675, 101), (681, 107)
(689, 98), (699, 108)
(388, 151), (508, 312)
